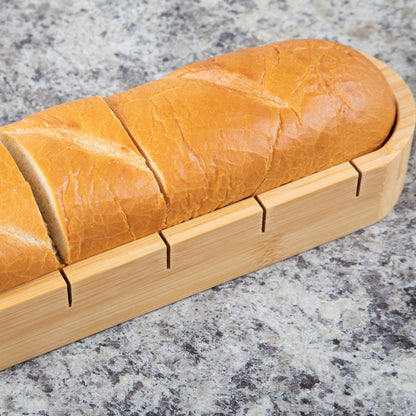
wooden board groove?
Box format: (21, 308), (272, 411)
(349, 160), (363, 197)
(0, 56), (415, 372)
(59, 269), (72, 307)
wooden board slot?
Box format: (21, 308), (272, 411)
(59, 269), (72, 307)
(349, 161), (363, 197)
(158, 230), (172, 269)
(254, 195), (268, 232)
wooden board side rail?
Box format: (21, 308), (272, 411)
(0, 56), (415, 372)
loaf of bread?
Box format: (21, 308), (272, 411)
(0, 39), (396, 292)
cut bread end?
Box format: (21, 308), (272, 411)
(0, 132), (68, 264)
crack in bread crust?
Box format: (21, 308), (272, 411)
(103, 99), (170, 222)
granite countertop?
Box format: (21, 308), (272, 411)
(0, 1), (415, 415)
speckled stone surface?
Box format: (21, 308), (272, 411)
(0, 1), (415, 415)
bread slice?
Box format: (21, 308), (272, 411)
(0, 142), (60, 292)
(105, 78), (281, 227)
(0, 96), (166, 264)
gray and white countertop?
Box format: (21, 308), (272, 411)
(0, 1), (415, 414)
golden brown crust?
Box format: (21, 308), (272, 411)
(106, 78), (280, 226)
(167, 38), (396, 192)
(0, 143), (60, 292)
(107, 39), (395, 225)
(0, 96), (166, 264)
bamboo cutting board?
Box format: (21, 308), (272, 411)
(0, 56), (414, 372)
